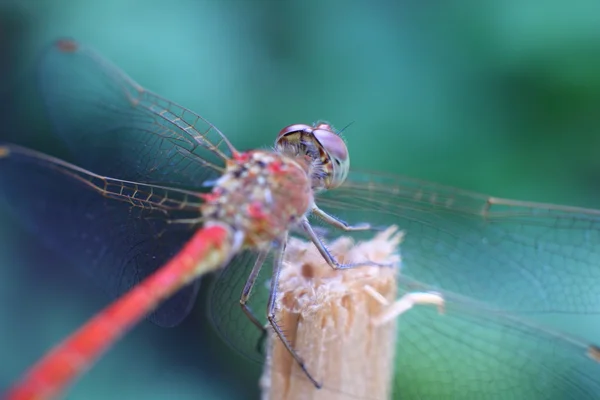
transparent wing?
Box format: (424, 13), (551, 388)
(392, 280), (600, 400)
(208, 168), (600, 398)
(9, 37), (241, 326)
(317, 170), (600, 316)
(208, 243), (600, 399)
(0, 145), (206, 327)
(209, 250), (273, 363)
(38, 38), (232, 187)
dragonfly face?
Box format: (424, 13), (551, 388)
(275, 122), (350, 191)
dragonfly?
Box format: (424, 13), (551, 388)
(3, 38), (600, 400)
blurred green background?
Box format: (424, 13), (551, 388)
(1, 0), (600, 399)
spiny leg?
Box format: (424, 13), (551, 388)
(311, 204), (371, 231)
(301, 217), (390, 270)
(266, 234), (322, 388)
(239, 250), (269, 332)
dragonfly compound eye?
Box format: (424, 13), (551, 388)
(312, 126), (350, 189)
(277, 124), (313, 139)
(275, 123), (350, 190)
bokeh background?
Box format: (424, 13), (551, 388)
(1, 0), (600, 399)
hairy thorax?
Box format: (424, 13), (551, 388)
(200, 150), (313, 248)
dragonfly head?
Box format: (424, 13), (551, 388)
(275, 122), (349, 191)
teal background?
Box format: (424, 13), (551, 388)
(1, 0), (600, 399)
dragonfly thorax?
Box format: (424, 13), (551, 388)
(275, 122), (350, 192)
(200, 150), (313, 249)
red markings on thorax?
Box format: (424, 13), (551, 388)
(200, 150), (313, 248)
(247, 201), (268, 220)
(198, 191), (222, 203)
(267, 159), (285, 174)
(232, 151), (251, 163)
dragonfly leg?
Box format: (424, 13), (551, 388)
(311, 204), (371, 231)
(266, 234), (322, 388)
(239, 250), (269, 333)
(300, 218), (392, 270)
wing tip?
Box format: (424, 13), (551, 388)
(0, 146), (10, 158)
(54, 38), (79, 53)
(588, 344), (600, 362)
